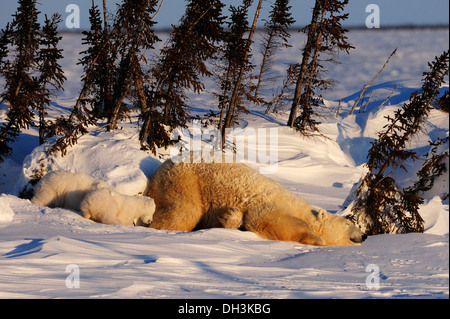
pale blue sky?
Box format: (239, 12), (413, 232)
(0, 0), (449, 31)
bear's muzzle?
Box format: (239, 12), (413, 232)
(351, 233), (368, 243)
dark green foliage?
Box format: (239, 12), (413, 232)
(50, 1), (106, 155)
(366, 51), (449, 177)
(36, 13), (66, 145)
(49, 0), (160, 156)
(216, 0), (263, 147)
(254, 0), (295, 100)
(287, 0), (353, 133)
(349, 174), (425, 235)
(78, 1), (115, 119)
(434, 90), (449, 112)
(0, 24), (12, 73)
(349, 50), (449, 235)
(0, 0), (41, 161)
(409, 137), (449, 200)
(139, 0), (225, 153)
(108, 0), (160, 131)
(0, 0), (63, 161)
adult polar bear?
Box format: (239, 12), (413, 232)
(147, 159), (367, 246)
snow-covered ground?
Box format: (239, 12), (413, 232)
(0, 28), (448, 299)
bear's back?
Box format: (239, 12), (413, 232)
(169, 161), (285, 209)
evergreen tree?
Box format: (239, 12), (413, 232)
(0, 0), (41, 162)
(49, 2), (105, 156)
(253, 0), (295, 100)
(409, 136), (449, 200)
(217, 0), (263, 148)
(49, 0), (160, 156)
(35, 13), (66, 145)
(287, 0), (353, 133)
(107, 0), (160, 131)
(348, 50), (449, 235)
(78, 0), (115, 119)
(434, 89), (449, 113)
(0, 24), (12, 74)
(216, 2), (252, 136)
(139, 0), (225, 152)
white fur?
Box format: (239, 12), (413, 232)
(80, 188), (155, 226)
(148, 160), (367, 246)
(31, 171), (105, 211)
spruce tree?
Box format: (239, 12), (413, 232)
(139, 0), (225, 152)
(216, 2), (252, 136)
(49, 2), (105, 156)
(35, 13), (66, 145)
(0, 23), (12, 162)
(287, 0), (353, 133)
(0, 24), (12, 74)
(0, 0), (41, 162)
(254, 0), (295, 100)
(409, 136), (449, 200)
(78, 0), (115, 119)
(107, 0), (160, 131)
(434, 89), (449, 113)
(348, 50), (449, 235)
(217, 0), (263, 148)
(49, 0), (160, 156)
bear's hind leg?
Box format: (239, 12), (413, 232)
(218, 207), (243, 229)
(150, 200), (203, 232)
(149, 165), (204, 232)
(244, 206), (326, 246)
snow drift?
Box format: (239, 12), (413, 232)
(0, 29), (448, 299)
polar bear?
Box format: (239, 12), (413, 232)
(31, 171), (105, 212)
(80, 188), (156, 226)
(147, 159), (367, 246)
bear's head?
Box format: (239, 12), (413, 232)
(315, 209), (367, 245)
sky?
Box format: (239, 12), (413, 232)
(0, 0), (449, 31)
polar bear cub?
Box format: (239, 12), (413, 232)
(31, 171), (105, 212)
(80, 188), (156, 226)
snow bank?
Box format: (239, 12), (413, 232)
(0, 193), (448, 299)
(420, 196), (449, 236)
(16, 130), (162, 196)
(0, 196), (14, 225)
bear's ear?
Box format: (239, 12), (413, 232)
(317, 209), (328, 221)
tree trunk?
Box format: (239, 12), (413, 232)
(139, 105), (154, 149)
(39, 81), (47, 145)
(217, 67), (232, 134)
(221, 0), (263, 148)
(102, 0), (108, 30)
(298, 17), (324, 131)
(287, 0), (321, 128)
(254, 30), (275, 99)
(134, 64), (148, 113)
(108, 52), (134, 131)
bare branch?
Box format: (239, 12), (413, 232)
(150, 0), (165, 21)
(350, 48), (397, 115)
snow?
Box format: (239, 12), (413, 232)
(1, 193), (448, 299)
(0, 29), (449, 299)
(18, 130), (161, 196)
(0, 197), (14, 225)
